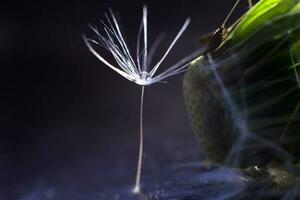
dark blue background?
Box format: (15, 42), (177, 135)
(0, 0), (252, 199)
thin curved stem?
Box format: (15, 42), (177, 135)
(248, 0), (253, 8)
(280, 103), (300, 142)
(133, 86), (145, 194)
(281, 49), (300, 142)
(221, 0), (240, 28)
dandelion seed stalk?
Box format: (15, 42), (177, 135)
(84, 5), (200, 194)
(133, 85), (145, 194)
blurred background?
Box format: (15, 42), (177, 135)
(0, 0), (251, 199)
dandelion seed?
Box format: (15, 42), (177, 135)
(83, 5), (201, 194)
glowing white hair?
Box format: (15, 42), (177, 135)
(83, 5), (200, 85)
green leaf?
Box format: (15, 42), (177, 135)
(230, 0), (299, 43)
(289, 1), (300, 13)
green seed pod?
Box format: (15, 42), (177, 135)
(183, 56), (235, 163)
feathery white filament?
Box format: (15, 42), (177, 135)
(108, 9), (137, 70)
(142, 5), (148, 71)
(149, 18), (191, 76)
(83, 35), (134, 82)
(84, 5), (198, 86)
(136, 21), (143, 71)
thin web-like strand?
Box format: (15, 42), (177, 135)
(147, 33), (166, 67)
(102, 28), (129, 63)
(136, 20), (143, 72)
(90, 25), (125, 60)
(280, 103), (300, 141)
(97, 18), (139, 76)
(99, 19), (120, 42)
(105, 42), (136, 76)
(89, 26), (112, 50)
(240, 79), (248, 122)
(152, 56), (200, 83)
(244, 35), (290, 77)
(107, 10), (138, 71)
(280, 49), (300, 141)
(105, 12), (132, 60)
(99, 20), (138, 73)
(152, 62), (191, 83)
(290, 48), (300, 89)
(247, 133), (293, 166)
(84, 36), (133, 80)
(221, 0), (240, 28)
(160, 48), (205, 75)
(250, 115), (300, 131)
(95, 28), (134, 75)
(83, 36), (134, 82)
(101, 10), (137, 73)
(208, 53), (254, 166)
(137, 48), (147, 63)
(103, 28), (137, 75)
(152, 47), (205, 82)
(104, 26), (139, 76)
(149, 18), (191, 76)
(248, 86), (297, 114)
(103, 14), (133, 64)
(88, 37), (107, 50)
(103, 13), (134, 64)
(142, 5), (148, 71)
(207, 54), (293, 166)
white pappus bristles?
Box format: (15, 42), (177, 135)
(83, 5), (197, 86)
(84, 5), (199, 194)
